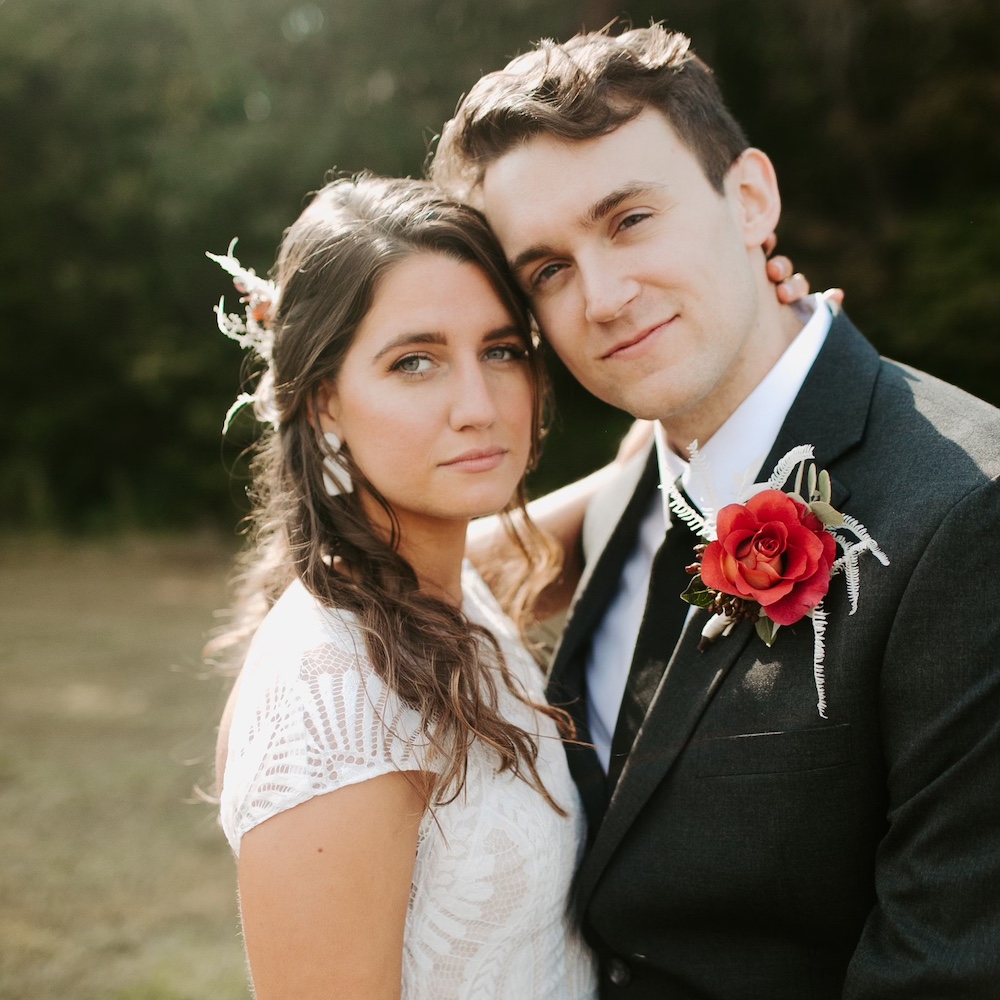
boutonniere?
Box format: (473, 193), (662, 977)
(669, 445), (888, 718)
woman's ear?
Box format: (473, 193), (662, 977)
(313, 379), (342, 437)
(727, 148), (782, 249)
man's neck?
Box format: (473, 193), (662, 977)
(657, 294), (832, 517)
(662, 300), (808, 457)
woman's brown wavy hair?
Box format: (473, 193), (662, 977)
(209, 173), (568, 811)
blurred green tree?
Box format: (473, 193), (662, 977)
(0, 0), (996, 529)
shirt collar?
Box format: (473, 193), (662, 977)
(655, 295), (832, 523)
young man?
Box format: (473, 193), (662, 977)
(432, 25), (1000, 999)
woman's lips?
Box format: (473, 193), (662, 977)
(440, 447), (507, 472)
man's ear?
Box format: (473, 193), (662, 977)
(727, 148), (781, 249)
(313, 379), (342, 437)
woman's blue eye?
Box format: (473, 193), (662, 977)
(486, 345), (514, 361)
(395, 355), (432, 373)
(484, 344), (525, 362)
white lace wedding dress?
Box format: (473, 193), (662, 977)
(220, 563), (597, 999)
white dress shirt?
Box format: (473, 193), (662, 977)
(585, 297), (833, 770)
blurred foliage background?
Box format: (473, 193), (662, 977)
(1, 3), (996, 996)
(1, 0), (997, 532)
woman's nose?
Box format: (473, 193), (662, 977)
(448, 360), (498, 430)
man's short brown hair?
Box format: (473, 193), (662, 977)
(431, 24), (749, 200)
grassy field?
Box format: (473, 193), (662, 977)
(0, 535), (252, 1000)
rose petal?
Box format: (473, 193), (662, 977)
(745, 490), (802, 525)
(741, 564), (782, 590)
(767, 566), (833, 625)
(715, 503), (761, 538)
(752, 578), (795, 606)
(700, 541), (732, 593)
(725, 529), (757, 560)
(779, 543), (811, 580)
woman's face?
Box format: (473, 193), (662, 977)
(321, 252), (535, 539)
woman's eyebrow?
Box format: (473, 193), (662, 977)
(371, 325), (523, 363)
(371, 331), (446, 362)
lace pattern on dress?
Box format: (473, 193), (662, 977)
(220, 568), (597, 999)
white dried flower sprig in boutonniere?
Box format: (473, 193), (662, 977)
(670, 445), (889, 718)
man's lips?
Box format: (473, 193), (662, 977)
(601, 317), (677, 360)
(440, 447), (507, 471)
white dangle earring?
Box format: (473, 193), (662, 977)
(322, 431), (354, 496)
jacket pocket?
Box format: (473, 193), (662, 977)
(693, 723), (853, 776)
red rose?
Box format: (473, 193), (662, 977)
(700, 490), (838, 626)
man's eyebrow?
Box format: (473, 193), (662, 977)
(507, 182), (667, 275)
(586, 182), (665, 225)
(509, 243), (556, 276)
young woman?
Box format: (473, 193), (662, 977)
(212, 174), (599, 1000)
(210, 173), (823, 999)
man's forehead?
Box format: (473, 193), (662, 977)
(480, 116), (692, 247)
(482, 111), (689, 197)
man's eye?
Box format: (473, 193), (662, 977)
(394, 355), (432, 373)
(618, 212), (650, 232)
(533, 263), (564, 288)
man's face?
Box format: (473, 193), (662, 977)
(480, 110), (778, 439)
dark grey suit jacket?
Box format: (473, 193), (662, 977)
(547, 312), (1000, 999)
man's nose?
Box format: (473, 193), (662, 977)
(580, 257), (640, 325)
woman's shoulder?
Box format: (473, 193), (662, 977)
(236, 578), (424, 732)
(220, 579), (434, 854)
(249, 577), (367, 667)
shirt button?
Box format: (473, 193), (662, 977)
(606, 957), (632, 986)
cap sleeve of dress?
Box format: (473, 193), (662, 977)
(220, 581), (437, 855)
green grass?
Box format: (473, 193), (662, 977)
(0, 535), (251, 1000)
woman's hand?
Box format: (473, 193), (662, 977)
(764, 233), (845, 311)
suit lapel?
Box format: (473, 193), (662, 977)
(547, 447), (659, 830)
(573, 311), (882, 909)
(573, 605), (753, 907)
(761, 310), (879, 485)
(551, 446), (659, 676)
